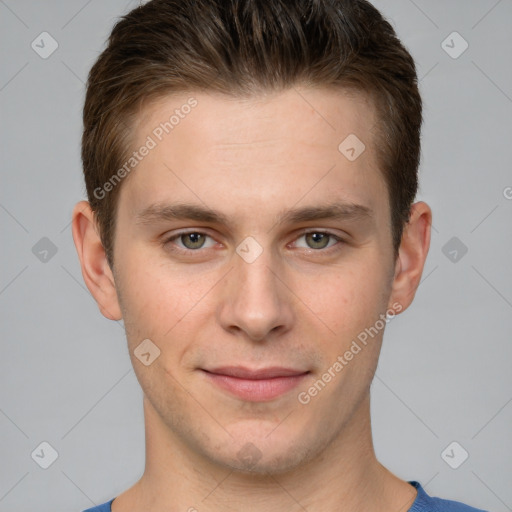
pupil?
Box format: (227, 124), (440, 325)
(184, 233), (203, 248)
(308, 232), (328, 249)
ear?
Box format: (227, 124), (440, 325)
(387, 201), (432, 314)
(71, 201), (122, 321)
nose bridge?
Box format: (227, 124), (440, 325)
(217, 241), (293, 341)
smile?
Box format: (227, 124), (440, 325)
(201, 367), (310, 402)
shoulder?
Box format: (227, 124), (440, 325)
(81, 498), (115, 512)
(408, 481), (489, 512)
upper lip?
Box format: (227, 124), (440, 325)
(202, 366), (309, 379)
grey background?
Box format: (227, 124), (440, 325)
(1, 0), (511, 511)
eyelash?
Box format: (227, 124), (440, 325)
(162, 230), (345, 256)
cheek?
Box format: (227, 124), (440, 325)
(115, 257), (175, 341)
(303, 263), (388, 402)
(306, 261), (388, 340)
(116, 252), (218, 354)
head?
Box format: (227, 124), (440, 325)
(73, 0), (431, 475)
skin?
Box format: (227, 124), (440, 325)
(72, 87), (431, 512)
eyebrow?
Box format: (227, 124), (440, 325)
(135, 201), (373, 228)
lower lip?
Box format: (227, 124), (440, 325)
(202, 371), (309, 401)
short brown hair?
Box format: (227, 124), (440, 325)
(82, 0), (422, 268)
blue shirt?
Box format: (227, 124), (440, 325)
(82, 480), (488, 511)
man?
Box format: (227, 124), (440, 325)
(72, 0), (487, 510)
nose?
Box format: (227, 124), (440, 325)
(216, 246), (294, 342)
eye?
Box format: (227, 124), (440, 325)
(162, 229), (344, 255)
(294, 231), (343, 251)
(164, 231), (217, 252)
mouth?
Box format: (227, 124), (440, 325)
(200, 366), (310, 402)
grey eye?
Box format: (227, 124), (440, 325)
(303, 232), (332, 249)
(180, 232), (207, 249)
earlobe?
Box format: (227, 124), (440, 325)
(71, 200), (123, 321)
(387, 201), (432, 313)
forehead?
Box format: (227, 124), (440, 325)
(120, 87), (387, 227)
(136, 86), (378, 156)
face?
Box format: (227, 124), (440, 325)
(110, 87), (400, 474)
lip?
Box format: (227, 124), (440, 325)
(201, 366), (310, 401)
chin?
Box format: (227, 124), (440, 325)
(222, 448), (309, 477)
(205, 426), (322, 477)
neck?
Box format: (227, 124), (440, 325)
(112, 393), (417, 512)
